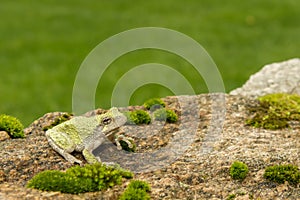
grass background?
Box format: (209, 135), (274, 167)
(0, 0), (299, 126)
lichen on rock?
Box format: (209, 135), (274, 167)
(230, 58), (300, 98)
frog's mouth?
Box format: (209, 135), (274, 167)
(105, 127), (124, 142)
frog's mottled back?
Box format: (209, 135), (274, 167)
(49, 116), (98, 145)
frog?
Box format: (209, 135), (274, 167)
(45, 107), (133, 165)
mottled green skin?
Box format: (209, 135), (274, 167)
(45, 107), (127, 164)
(48, 116), (99, 148)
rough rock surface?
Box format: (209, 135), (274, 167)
(0, 94), (299, 200)
(230, 58), (300, 98)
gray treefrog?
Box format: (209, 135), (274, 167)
(45, 107), (132, 164)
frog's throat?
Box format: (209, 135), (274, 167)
(105, 128), (124, 141)
(105, 127), (122, 137)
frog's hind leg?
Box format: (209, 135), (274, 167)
(45, 130), (82, 164)
(82, 149), (102, 164)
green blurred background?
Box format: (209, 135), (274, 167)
(0, 0), (299, 126)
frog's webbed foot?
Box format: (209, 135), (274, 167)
(115, 135), (133, 150)
(65, 154), (82, 165)
(102, 162), (118, 167)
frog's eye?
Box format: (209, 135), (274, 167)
(102, 117), (112, 125)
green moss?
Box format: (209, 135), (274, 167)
(264, 164), (300, 185)
(153, 108), (178, 123)
(26, 170), (96, 194)
(119, 180), (151, 200)
(66, 163), (133, 189)
(125, 110), (151, 125)
(122, 111), (134, 125)
(125, 180), (151, 192)
(0, 114), (24, 138)
(27, 163), (133, 194)
(226, 194), (236, 200)
(143, 98), (166, 110)
(229, 161), (249, 180)
(119, 188), (150, 200)
(42, 113), (72, 131)
(246, 93), (300, 130)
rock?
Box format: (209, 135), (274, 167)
(1, 94), (300, 199)
(0, 131), (10, 141)
(230, 58), (300, 98)
(24, 112), (73, 136)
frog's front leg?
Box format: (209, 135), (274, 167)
(46, 130), (82, 164)
(83, 142), (117, 166)
(83, 135), (107, 164)
(115, 134), (133, 150)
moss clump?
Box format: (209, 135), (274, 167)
(27, 163), (133, 194)
(153, 108), (178, 123)
(122, 111), (134, 125)
(0, 114), (24, 138)
(27, 170), (95, 194)
(42, 113), (72, 131)
(264, 164), (300, 185)
(143, 98), (166, 110)
(120, 139), (136, 152)
(125, 110), (151, 125)
(119, 180), (151, 200)
(226, 194), (236, 200)
(229, 161), (249, 180)
(246, 93), (300, 130)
